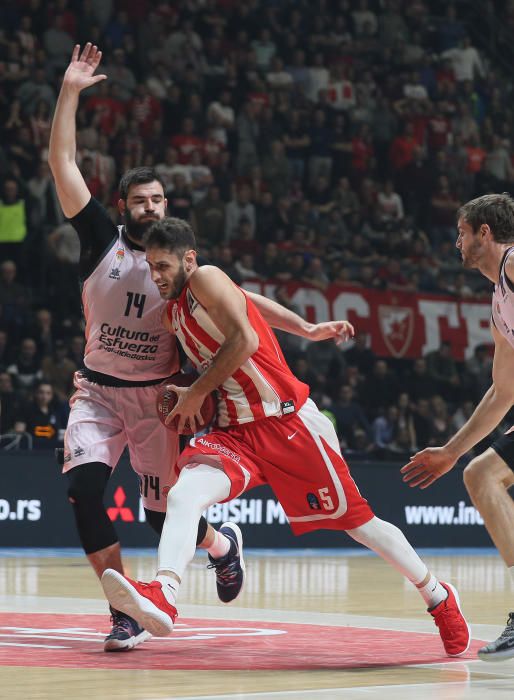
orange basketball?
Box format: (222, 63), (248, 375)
(156, 372), (216, 434)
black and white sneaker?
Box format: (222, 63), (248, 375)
(478, 612), (514, 662)
(207, 522), (246, 603)
(103, 606), (151, 652)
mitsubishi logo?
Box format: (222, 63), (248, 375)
(107, 487), (135, 522)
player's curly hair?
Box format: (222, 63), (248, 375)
(143, 217), (197, 256)
(458, 193), (514, 243)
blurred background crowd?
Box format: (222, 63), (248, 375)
(0, 0), (513, 458)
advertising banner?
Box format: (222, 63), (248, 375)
(243, 281), (492, 361)
(0, 452), (494, 549)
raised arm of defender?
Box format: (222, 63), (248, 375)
(48, 44), (107, 218)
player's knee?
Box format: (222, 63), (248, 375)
(463, 454), (489, 495)
(66, 462), (116, 555)
(66, 462), (111, 505)
(166, 472), (204, 514)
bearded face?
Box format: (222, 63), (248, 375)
(121, 180), (167, 243)
(460, 235), (482, 269)
(123, 207), (161, 242)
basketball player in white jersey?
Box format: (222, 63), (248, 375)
(101, 217), (470, 658)
(402, 193), (514, 661)
(49, 43), (356, 652)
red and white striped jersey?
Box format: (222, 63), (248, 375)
(166, 281), (310, 427)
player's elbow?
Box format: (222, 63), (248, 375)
(48, 153), (66, 179)
(48, 144), (76, 173)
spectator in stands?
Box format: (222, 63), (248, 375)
(0, 179), (29, 268)
(343, 333), (376, 376)
(261, 140), (291, 200)
(373, 405), (399, 452)
(14, 380), (68, 450)
(429, 175), (461, 247)
(18, 67), (56, 116)
(166, 173), (193, 221)
(0, 329), (10, 371)
(68, 335), (85, 368)
(308, 109), (333, 185)
(302, 256), (330, 291)
(405, 358), (434, 401)
(332, 384), (372, 450)
(29, 308), (55, 358)
(207, 90), (235, 147)
(360, 360), (400, 418)
(0, 260), (29, 335)
(428, 394), (453, 445)
(225, 185), (256, 242)
(28, 161), (62, 233)
(43, 14), (75, 72)
(7, 337), (43, 394)
(103, 47), (136, 100)
(192, 185), (225, 245)
(425, 341), (461, 401)
(483, 134), (514, 191)
(441, 36), (485, 83)
(236, 101), (260, 175)
(0, 371), (20, 434)
(215, 246), (242, 285)
(377, 179), (404, 224)
(465, 343), (493, 401)
(41, 338), (77, 403)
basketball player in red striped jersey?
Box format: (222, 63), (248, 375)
(102, 218), (471, 656)
(50, 43), (356, 653)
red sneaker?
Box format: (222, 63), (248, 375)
(101, 569), (177, 637)
(429, 582), (471, 656)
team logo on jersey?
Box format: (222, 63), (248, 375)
(306, 492), (321, 510)
(377, 304), (414, 358)
(109, 248), (125, 280)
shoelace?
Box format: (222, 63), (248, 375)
(433, 605), (460, 635)
(207, 553), (240, 584)
(497, 613), (514, 640)
(110, 610), (135, 634)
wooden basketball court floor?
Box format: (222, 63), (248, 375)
(1, 548), (514, 699)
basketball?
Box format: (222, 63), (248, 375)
(156, 372), (216, 434)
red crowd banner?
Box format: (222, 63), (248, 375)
(244, 281), (493, 361)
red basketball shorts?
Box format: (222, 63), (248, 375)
(177, 398), (374, 534)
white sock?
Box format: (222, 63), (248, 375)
(346, 517), (429, 583)
(207, 530), (231, 559)
(508, 565), (514, 585)
(417, 574), (447, 609)
(155, 574), (179, 606)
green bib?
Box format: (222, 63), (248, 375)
(0, 200), (27, 243)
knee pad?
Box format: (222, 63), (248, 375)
(66, 462), (118, 555)
(144, 508), (208, 546)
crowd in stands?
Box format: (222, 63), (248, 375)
(0, 0), (513, 457)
